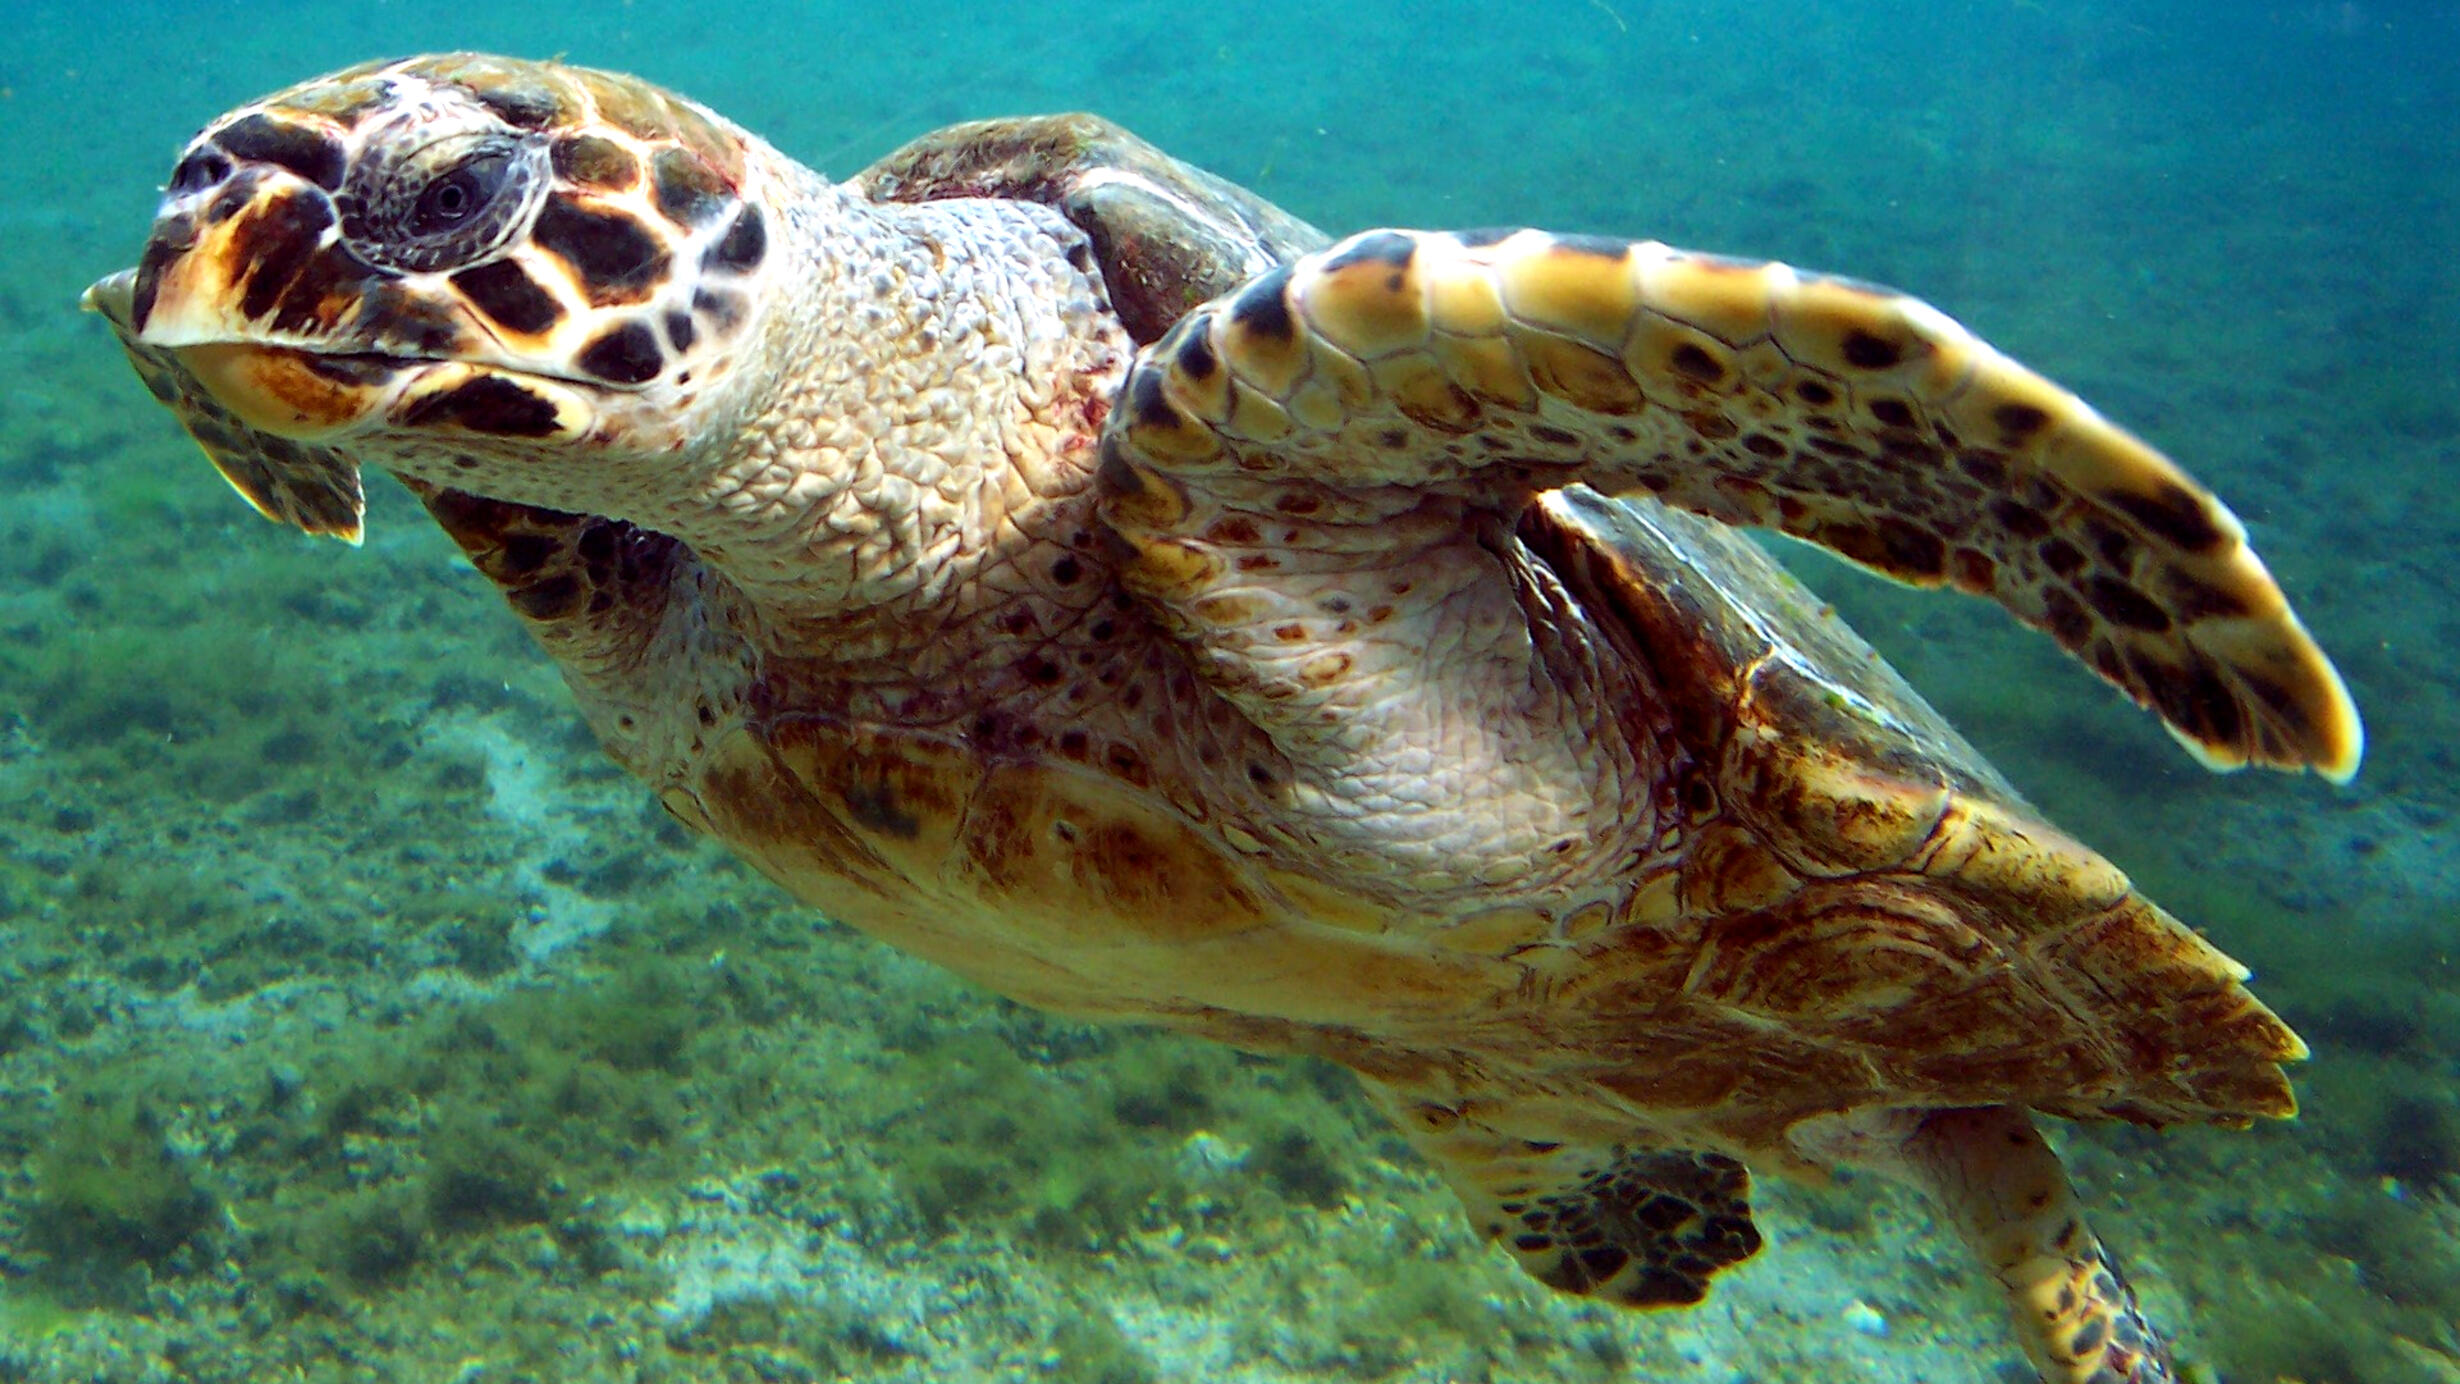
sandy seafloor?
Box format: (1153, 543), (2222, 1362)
(1, 0), (2457, 1380)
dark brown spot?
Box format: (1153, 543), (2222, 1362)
(1102, 743), (1150, 787)
(1988, 496), (2052, 540)
(1949, 548), (1997, 593)
(1095, 444), (1146, 501)
(507, 574), (581, 620)
(1741, 433), (1786, 459)
(1877, 433), (1945, 467)
(213, 113), (346, 191)
(1229, 266), (1296, 342)
(1578, 1244), (1630, 1278)
(692, 287), (744, 332)
(650, 146), (730, 225)
(845, 780), (920, 839)
(1993, 401), (2051, 439)
(576, 319), (664, 385)
(1958, 450), (2009, 486)
(130, 213), (196, 331)
(704, 205), (766, 273)
(2040, 586), (2094, 649)
(493, 532), (559, 577)
(1552, 233), (1632, 262)
(204, 174), (256, 226)
(235, 190), (338, 323)
(1669, 342), (1726, 384)
(452, 259), (562, 336)
(265, 240), (375, 338)
(1619, 1269), (1708, 1307)
(1323, 229), (1418, 274)
(467, 80), (564, 131)
(1050, 555), (1082, 585)
(1174, 327), (1218, 380)
(2161, 570), (2250, 622)
(533, 196), (669, 305)
(2104, 482), (2227, 553)
(400, 375), (566, 436)
(1530, 424), (1579, 447)
(2082, 575), (2173, 632)
(2090, 639), (2128, 687)
(1867, 397), (1915, 428)
(1125, 367), (1191, 435)
(167, 147), (232, 196)
(552, 134), (640, 191)
(1795, 379), (1836, 406)
(1840, 330), (1902, 369)
(663, 309), (696, 353)
(361, 279), (464, 354)
(2038, 537), (2087, 578)
(1826, 517), (1946, 579)
(2079, 515), (2135, 567)
(2157, 665), (2246, 749)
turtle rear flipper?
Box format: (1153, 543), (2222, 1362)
(1889, 1106), (2179, 1384)
(1098, 228), (2361, 782)
(1371, 1088), (1762, 1308)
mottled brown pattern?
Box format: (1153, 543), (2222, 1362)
(94, 62), (2351, 1382)
(1455, 1139), (1761, 1308)
(1112, 228), (2361, 783)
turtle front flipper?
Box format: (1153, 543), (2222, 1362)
(399, 481), (750, 785)
(1886, 1106), (2178, 1384)
(1370, 1088), (1763, 1308)
(1097, 229), (2361, 782)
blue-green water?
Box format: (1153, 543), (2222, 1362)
(1, 1), (2455, 1380)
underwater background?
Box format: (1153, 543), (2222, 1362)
(1, 0), (2454, 1380)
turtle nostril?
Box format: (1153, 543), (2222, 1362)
(168, 148), (233, 197)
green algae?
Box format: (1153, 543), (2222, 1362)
(0, 1283), (88, 1340)
(27, 1079), (217, 1292)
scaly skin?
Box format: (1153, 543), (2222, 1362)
(89, 55), (2354, 1383)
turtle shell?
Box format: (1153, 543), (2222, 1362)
(856, 113), (1329, 342)
(805, 117), (2304, 1147)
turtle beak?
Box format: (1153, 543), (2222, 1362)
(113, 161), (412, 442)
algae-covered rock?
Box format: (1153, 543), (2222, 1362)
(32, 1089), (215, 1268)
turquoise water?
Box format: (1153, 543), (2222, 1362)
(2, 1), (2456, 1380)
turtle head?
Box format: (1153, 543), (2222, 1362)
(86, 54), (778, 540)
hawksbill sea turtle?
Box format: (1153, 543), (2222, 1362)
(85, 54), (2361, 1383)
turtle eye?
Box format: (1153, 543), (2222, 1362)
(408, 148), (516, 237)
(341, 132), (544, 273)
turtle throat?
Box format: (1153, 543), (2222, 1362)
(636, 185), (1137, 657)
